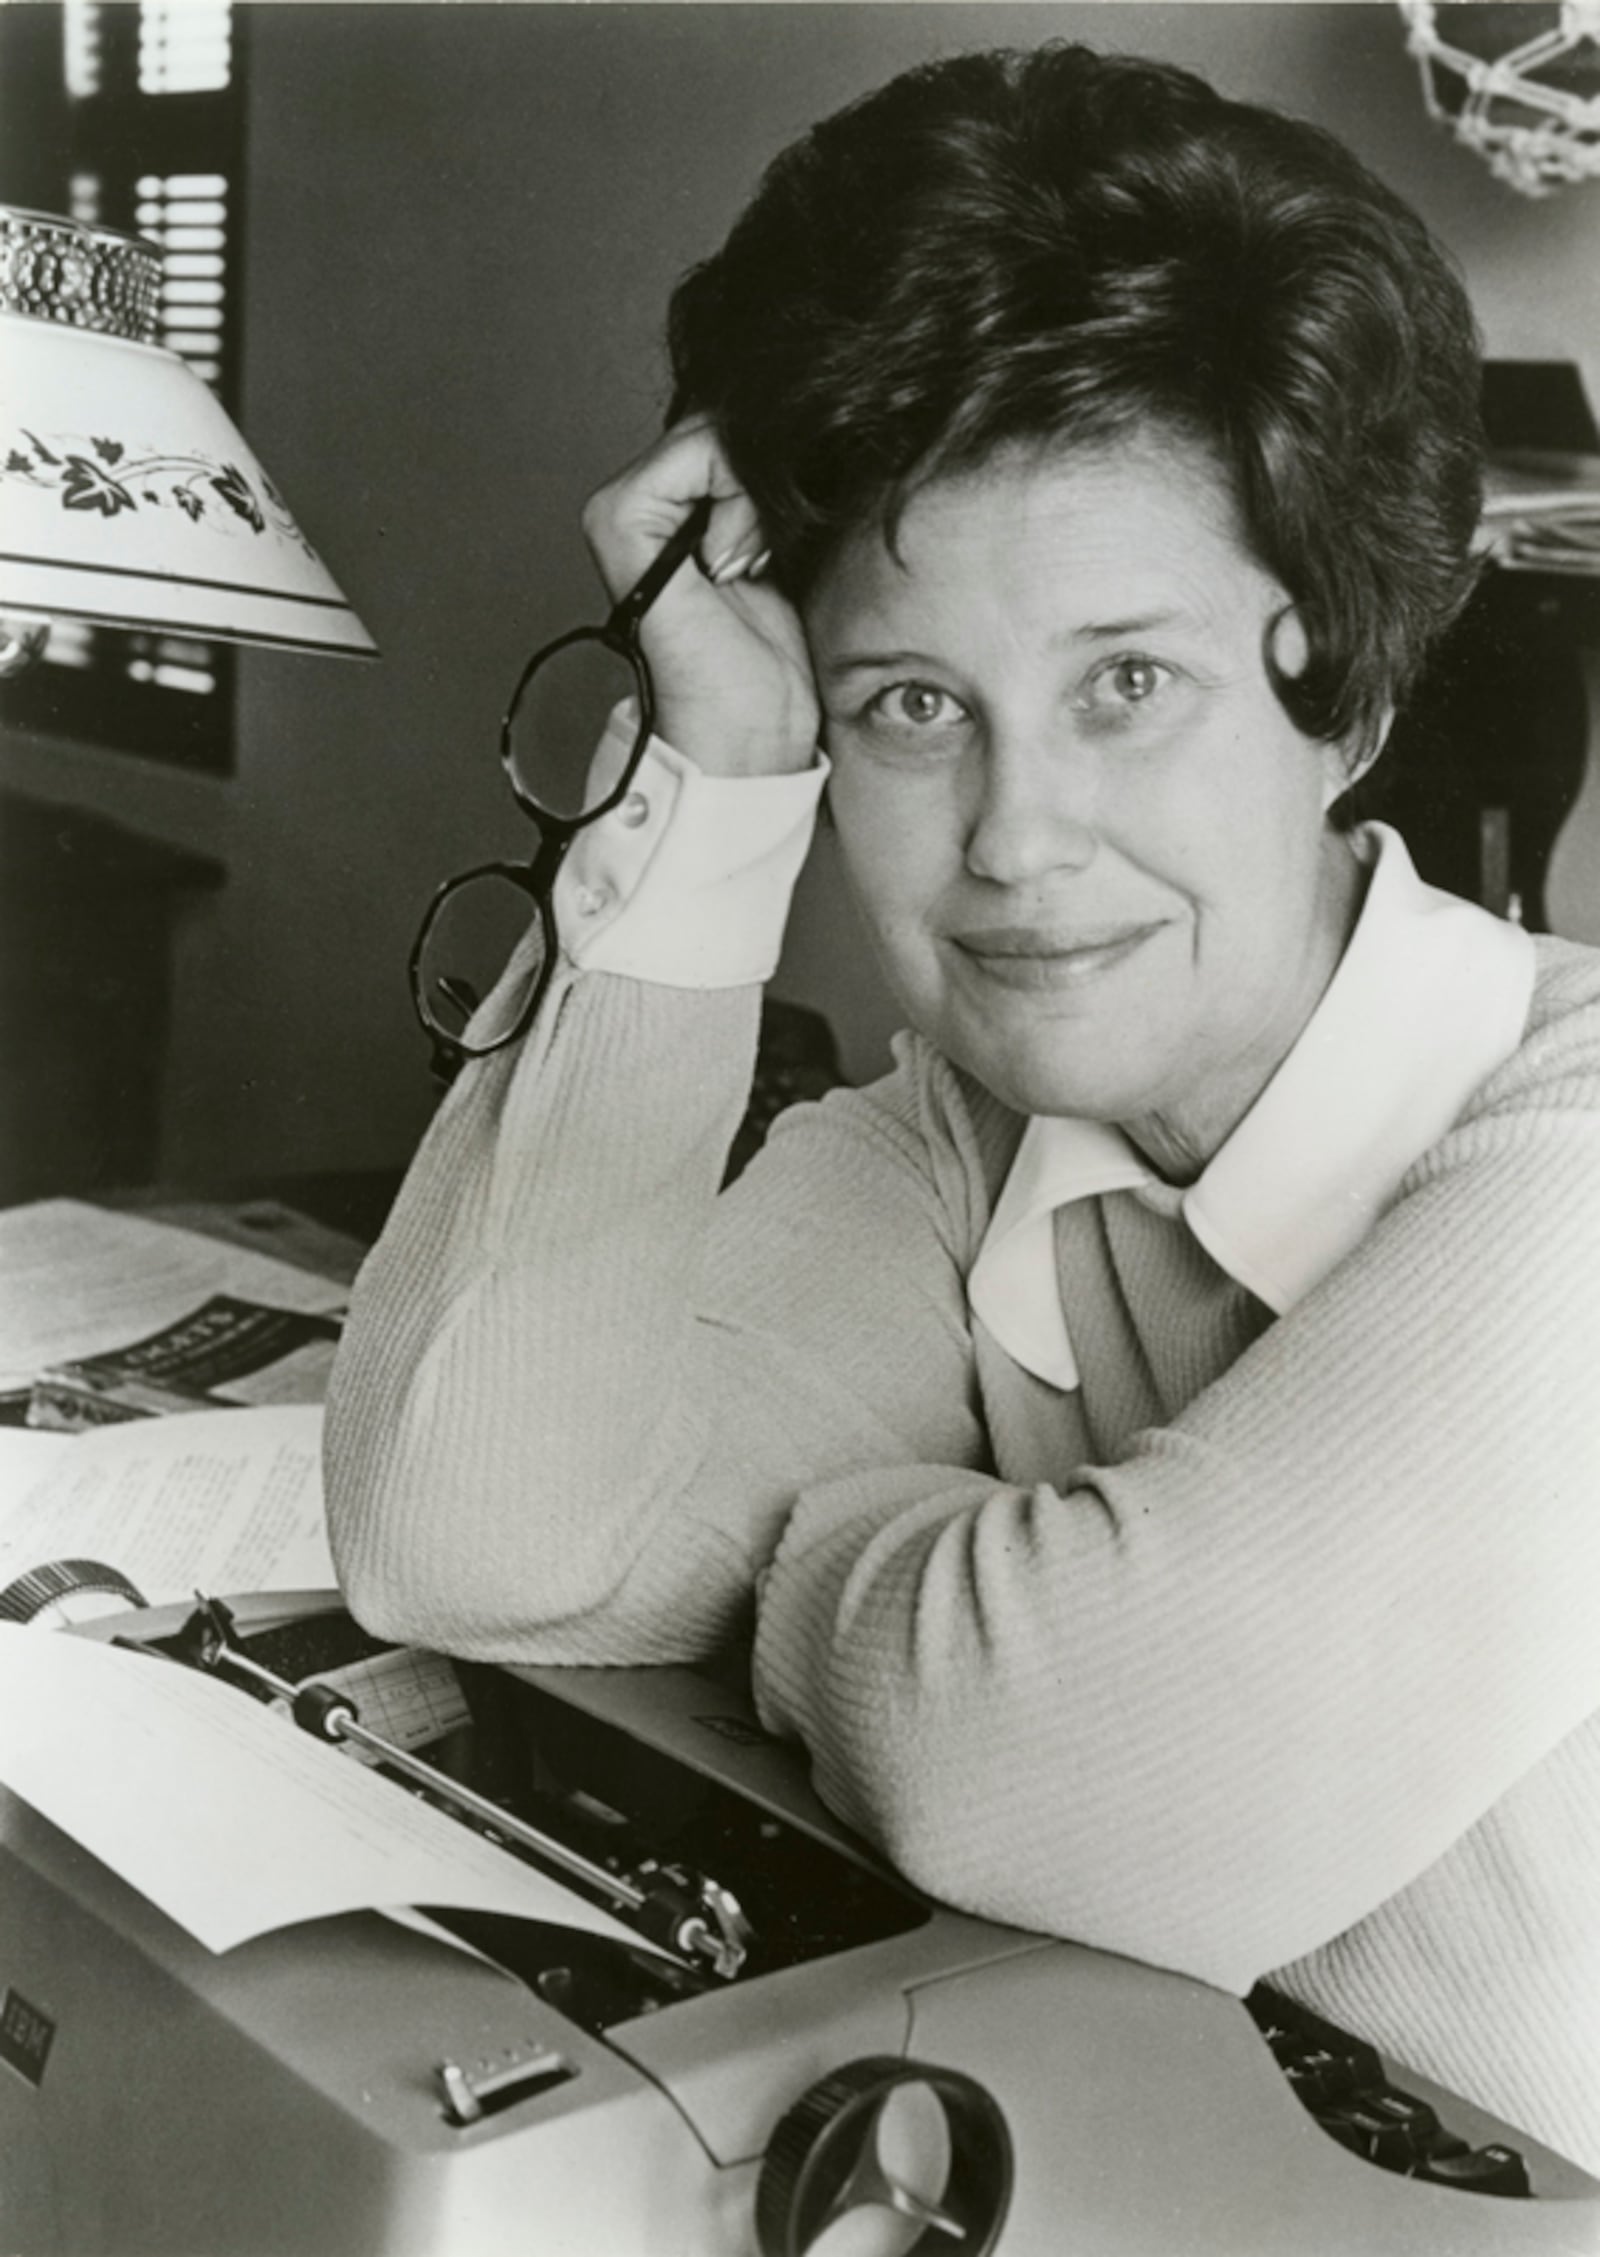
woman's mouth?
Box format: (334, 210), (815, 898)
(951, 921), (1163, 991)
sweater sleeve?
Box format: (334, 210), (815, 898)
(324, 967), (1000, 1662)
(751, 954), (1600, 1992)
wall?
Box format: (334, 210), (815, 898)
(3, 1), (1597, 1184)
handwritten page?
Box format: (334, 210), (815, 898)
(0, 1405), (334, 1604)
(0, 1200), (348, 1392)
(0, 1626), (654, 1958)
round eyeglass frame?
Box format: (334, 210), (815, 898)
(408, 496), (713, 1081)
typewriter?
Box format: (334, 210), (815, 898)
(1, 1591), (1596, 2256)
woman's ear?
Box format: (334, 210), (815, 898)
(1268, 606), (1311, 682)
(1265, 607), (1389, 810)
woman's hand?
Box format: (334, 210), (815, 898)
(582, 418), (820, 778)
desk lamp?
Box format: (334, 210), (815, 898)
(0, 204), (375, 674)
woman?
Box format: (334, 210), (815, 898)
(327, 46), (1600, 2169)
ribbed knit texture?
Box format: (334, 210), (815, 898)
(326, 938), (1600, 2173)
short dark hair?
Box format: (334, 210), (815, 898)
(667, 44), (1484, 757)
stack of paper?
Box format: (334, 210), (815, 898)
(0, 1403), (335, 1610)
(0, 1199), (351, 1611)
(0, 1197), (350, 1430)
(1482, 451), (1600, 574)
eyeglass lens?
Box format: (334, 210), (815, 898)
(505, 636), (644, 818)
(415, 868), (544, 1043)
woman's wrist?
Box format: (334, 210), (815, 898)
(653, 692), (820, 779)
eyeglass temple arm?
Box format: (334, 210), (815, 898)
(604, 492), (715, 641)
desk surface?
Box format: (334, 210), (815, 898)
(108, 1183), (387, 1288)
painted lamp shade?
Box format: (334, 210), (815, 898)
(0, 206), (376, 658)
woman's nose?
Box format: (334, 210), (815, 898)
(963, 739), (1098, 885)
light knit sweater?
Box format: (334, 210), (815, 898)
(326, 936), (1600, 2174)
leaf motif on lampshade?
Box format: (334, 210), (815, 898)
(1, 428), (317, 558)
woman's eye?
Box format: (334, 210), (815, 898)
(868, 681), (966, 731)
(1106, 657), (1167, 703)
(1077, 654), (1175, 725)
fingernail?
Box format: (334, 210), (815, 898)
(711, 549), (755, 585)
(747, 548), (772, 580)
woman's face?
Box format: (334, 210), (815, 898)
(805, 434), (1364, 1172)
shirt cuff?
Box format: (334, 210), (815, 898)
(554, 710), (828, 988)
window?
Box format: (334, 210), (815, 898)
(0, 0), (247, 770)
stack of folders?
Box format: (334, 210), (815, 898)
(1481, 450), (1600, 574)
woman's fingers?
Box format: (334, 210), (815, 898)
(578, 419), (816, 776)
(583, 416), (764, 599)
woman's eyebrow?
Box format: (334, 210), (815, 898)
(1071, 607), (1210, 643)
(815, 647), (940, 679)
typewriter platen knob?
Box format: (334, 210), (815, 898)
(756, 2054), (1013, 2256)
(0, 1558), (147, 1628)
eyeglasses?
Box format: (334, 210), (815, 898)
(408, 495), (712, 1081)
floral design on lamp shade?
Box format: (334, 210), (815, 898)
(1, 426), (316, 555)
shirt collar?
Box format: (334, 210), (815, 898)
(967, 824), (1538, 1390)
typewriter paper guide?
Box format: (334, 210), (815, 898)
(0, 1625), (656, 1958)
